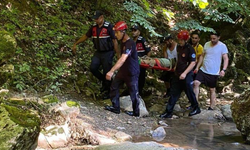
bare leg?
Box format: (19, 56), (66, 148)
(193, 80), (201, 102)
(209, 88), (216, 108)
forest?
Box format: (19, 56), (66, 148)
(0, 0), (250, 150)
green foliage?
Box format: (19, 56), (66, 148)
(201, 9), (235, 23)
(0, 1), (94, 93)
(183, 0), (209, 9)
(0, 30), (16, 65)
(124, 1), (161, 37)
(173, 19), (215, 32)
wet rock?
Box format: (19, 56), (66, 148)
(158, 121), (168, 127)
(221, 104), (233, 121)
(231, 88), (250, 144)
(120, 96), (149, 117)
(151, 127), (166, 141)
(190, 109), (226, 121)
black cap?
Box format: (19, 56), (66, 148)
(131, 24), (139, 30)
(92, 10), (103, 19)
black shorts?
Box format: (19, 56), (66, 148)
(195, 70), (219, 88)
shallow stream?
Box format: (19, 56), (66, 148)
(133, 119), (250, 150)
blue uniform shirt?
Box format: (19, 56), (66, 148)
(117, 38), (140, 77)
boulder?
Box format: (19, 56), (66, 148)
(190, 109), (226, 121)
(231, 88), (250, 144)
(221, 104), (233, 121)
(120, 96), (149, 117)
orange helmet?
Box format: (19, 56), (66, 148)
(113, 21), (128, 31)
(177, 30), (189, 40)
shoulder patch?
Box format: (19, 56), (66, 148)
(138, 36), (143, 40)
(192, 53), (196, 58)
(104, 21), (110, 27)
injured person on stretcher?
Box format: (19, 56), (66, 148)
(139, 55), (176, 70)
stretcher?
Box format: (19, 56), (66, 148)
(140, 58), (174, 72)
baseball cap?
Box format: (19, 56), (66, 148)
(131, 24), (140, 30)
(92, 10), (103, 19)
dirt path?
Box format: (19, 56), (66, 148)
(62, 93), (159, 138)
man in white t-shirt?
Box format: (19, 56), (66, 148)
(160, 34), (177, 98)
(193, 32), (229, 110)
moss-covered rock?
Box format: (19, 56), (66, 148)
(231, 88), (250, 144)
(0, 103), (40, 150)
(66, 100), (80, 107)
(0, 30), (16, 65)
(42, 95), (59, 103)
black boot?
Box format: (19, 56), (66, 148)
(104, 106), (120, 114)
(126, 111), (139, 117)
(189, 107), (201, 116)
(160, 112), (172, 118)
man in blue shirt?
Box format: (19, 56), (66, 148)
(160, 30), (201, 118)
(105, 21), (140, 117)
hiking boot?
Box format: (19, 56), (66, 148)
(189, 107), (201, 116)
(126, 111), (139, 117)
(160, 112), (172, 118)
(104, 106), (120, 114)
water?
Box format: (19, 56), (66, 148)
(132, 119), (250, 150)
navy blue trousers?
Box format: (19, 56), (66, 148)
(110, 74), (140, 115)
(166, 72), (199, 114)
(90, 51), (114, 92)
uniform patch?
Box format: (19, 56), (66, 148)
(192, 53), (196, 58)
(125, 49), (131, 55)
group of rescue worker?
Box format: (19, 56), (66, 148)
(72, 10), (229, 118)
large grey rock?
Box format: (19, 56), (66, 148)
(231, 88), (250, 144)
(151, 127), (166, 141)
(120, 96), (149, 117)
(221, 104), (233, 121)
(190, 109), (226, 121)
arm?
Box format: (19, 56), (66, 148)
(162, 45), (168, 58)
(72, 35), (88, 54)
(195, 52), (204, 71)
(106, 54), (129, 80)
(219, 53), (229, 77)
(180, 61), (196, 80)
(113, 39), (120, 58)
